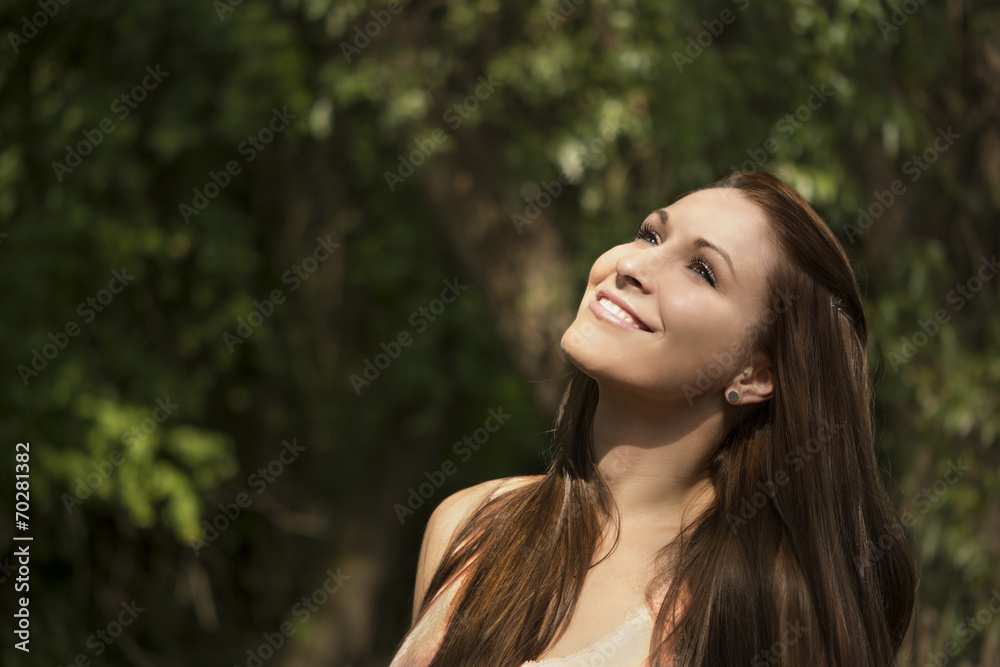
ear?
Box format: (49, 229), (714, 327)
(727, 361), (774, 406)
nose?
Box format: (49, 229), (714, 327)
(615, 252), (651, 293)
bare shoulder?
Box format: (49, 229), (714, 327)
(411, 475), (543, 621)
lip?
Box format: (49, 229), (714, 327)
(591, 289), (653, 332)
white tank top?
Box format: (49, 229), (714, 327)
(388, 476), (673, 666)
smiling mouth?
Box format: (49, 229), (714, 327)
(591, 297), (652, 332)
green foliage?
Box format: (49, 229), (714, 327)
(0, 0), (996, 665)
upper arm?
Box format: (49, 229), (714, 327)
(411, 477), (518, 623)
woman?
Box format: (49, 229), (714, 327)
(390, 170), (916, 666)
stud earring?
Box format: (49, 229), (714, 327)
(727, 390), (740, 404)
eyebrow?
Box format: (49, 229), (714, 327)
(653, 208), (736, 277)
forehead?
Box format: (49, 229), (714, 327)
(658, 188), (777, 270)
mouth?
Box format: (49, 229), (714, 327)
(591, 291), (652, 332)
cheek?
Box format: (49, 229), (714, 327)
(662, 291), (729, 338)
(577, 248), (625, 309)
(587, 249), (621, 284)
(651, 293), (750, 378)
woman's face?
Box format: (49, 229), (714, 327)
(561, 188), (780, 404)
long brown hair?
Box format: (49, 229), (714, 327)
(411, 170), (916, 666)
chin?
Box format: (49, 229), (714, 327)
(560, 316), (597, 365)
(559, 330), (584, 371)
(559, 328), (617, 384)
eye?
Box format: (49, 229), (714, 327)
(689, 255), (718, 288)
(633, 221), (719, 288)
(634, 220), (660, 244)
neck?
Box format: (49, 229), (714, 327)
(590, 386), (723, 533)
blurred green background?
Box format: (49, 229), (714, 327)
(0, 0), (998, 665)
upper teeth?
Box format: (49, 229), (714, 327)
(599, 298), (641, 327)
